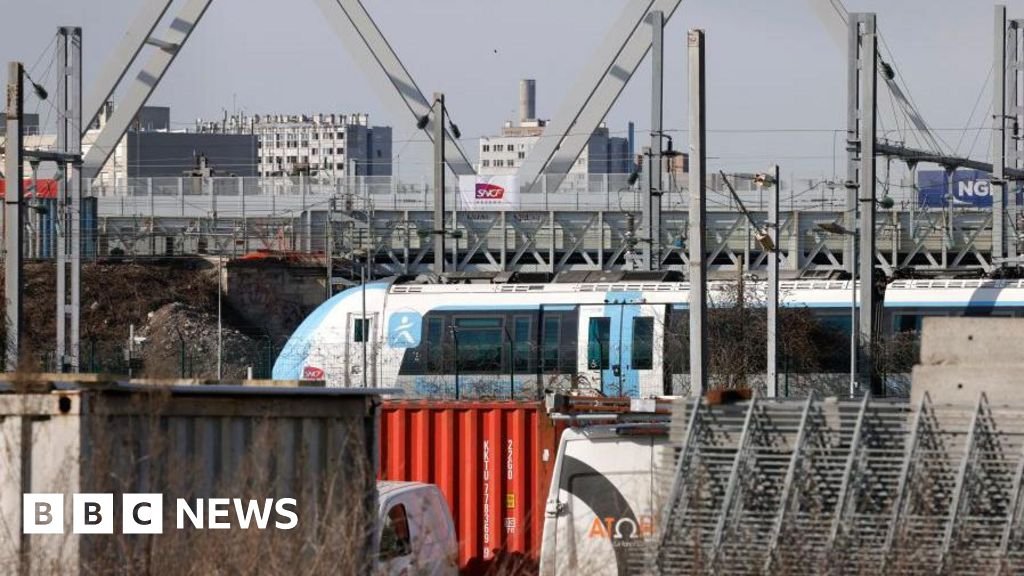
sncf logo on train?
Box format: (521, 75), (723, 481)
(302, 366), (324, 380)
(475, 183), (505, 200)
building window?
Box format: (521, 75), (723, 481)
(481, 160), (490, 168)
(508, 160), (515, 168)
(518, 151), (525, 159)
(336, 132), (345, 139)
(482, 145), (490, 152)
(494, 144), (504, 152)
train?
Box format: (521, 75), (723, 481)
(272, 274), (1024, 397)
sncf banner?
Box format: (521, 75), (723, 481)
(917, 169), (1022, 208)
(458, 175), (518, 210)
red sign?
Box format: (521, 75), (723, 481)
(475, 183), (505, 200)
(302, 366), (325, 380)
(0, 179), (58, 199)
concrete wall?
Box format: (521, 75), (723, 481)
(911, 316), (1024, 407)
(224, 259), (327, 346)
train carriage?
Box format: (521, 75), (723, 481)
(274, 277), (874, 397)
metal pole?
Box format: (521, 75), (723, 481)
(845, 14), (860, 277)
(688, 29), (708, 396)
(56, 32), (68, 370)
(432, 92), (445, 276)
(362, 263), (367, 388)
(5, 62), (24, 372)
(994, 5), (1008, 262)
(55, 27), (83, 372)
(325, 209), (332, 299)
(1009, 18), (1020, 262)
(850, 231), (858, 397)
(766, 165), (780, 397)
(450, 327), (459, 399)
(645, 9), (664, 271)
(857, 14), (878, 395)
(217, 254), (222, 382)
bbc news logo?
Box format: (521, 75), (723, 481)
(23, 494), (298, 534)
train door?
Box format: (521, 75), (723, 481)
(345, 312), (378, 387)
(576, 298), (665, 397)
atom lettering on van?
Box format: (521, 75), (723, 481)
(587, 514), (655, 545)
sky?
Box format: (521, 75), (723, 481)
(0, 0), (1012, 184)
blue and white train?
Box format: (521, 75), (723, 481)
(271, 276), (1024, 397)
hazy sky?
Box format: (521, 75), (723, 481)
(0, 0), (1011, 181)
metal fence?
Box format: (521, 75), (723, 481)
(653, 392), (1024, 574)
(84, 173), (868, 217)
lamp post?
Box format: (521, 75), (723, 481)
(817, 222), (858, 397)
(416, 93), (461, 277)
(449, 325), (460, 399)
(353, 248), (368, 388)
(503, 324), (515, 400)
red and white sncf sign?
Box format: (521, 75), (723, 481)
(459, 176), (518, 210)
(475, 183), (505, 200)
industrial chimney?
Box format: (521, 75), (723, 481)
(519, 79), (536, 124)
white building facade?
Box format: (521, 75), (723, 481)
(477, 80), (631, 177)
(234, 113), (392, 179)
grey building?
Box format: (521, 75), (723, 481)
(0, 113), (40, 136)
(125, 131), (258, 177)
(131, 106), (170, 132)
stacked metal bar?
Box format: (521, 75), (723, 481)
(651, 393), (1024, 575)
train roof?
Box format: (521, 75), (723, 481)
(388, 279), (855, 296)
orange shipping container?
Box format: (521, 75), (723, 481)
(379, 400), (561, 575)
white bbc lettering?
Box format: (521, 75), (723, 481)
(234, 498), (273, 529)
(177, 498), (204, 529)
(208, 498), (232, 529)
(73, 494), (114, 534)
(23, 494), (63, 534)
(275, 499), (298, 530)
(122, 494), (163, 534)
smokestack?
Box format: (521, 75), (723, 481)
(519, 79), (536, 124)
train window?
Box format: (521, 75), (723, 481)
(514, 316), (532, 372)
(542, 317), (560, 372)
(631, 317), (654, 370)
(894, 314), (921, 333)
(455, 317), (503, 373)
(588, 317), (611, 370)
(426, 317), (444, 373)
(353, 318), (369, 343)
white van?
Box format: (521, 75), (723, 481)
(539, 425), (671, 576)
(377, 481), (458, 575)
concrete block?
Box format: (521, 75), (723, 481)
(919, 317), (1024, 366)
(911, 364), (1024, 408)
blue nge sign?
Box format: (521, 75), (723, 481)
(917, 169), (1022, 208)
(387, 311), (422, 348)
